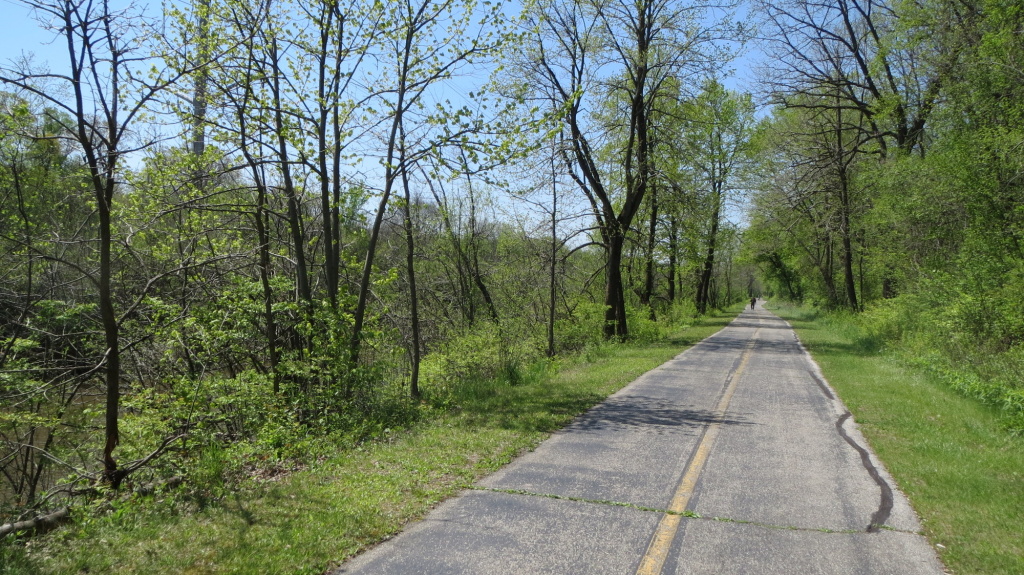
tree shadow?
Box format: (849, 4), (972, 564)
(568, 396), (754, 435)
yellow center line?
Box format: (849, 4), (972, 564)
(635, 329), (760, 575)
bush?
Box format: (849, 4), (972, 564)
(419, 321), (546, 405)
(853, 283), (1024, 434)
(553, 301), (607, 353)
(626, 307), (663, 344)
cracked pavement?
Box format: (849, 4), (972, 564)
(334, 304), (945, 575)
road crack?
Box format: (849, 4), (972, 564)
(835, 411), (895, 532)
(468, 486), (920, 536)
(807, 367), (896, 532)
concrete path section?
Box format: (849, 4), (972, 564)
(334, 304), (945, 575)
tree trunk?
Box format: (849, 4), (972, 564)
(255, 186), (280, 393)
(604, 230), (629, 339)
(237, 50), (281, 392)
(667, 214), (678, 303)
(725, 250), (732, 305)
(841, 217), (858, 311)
(99, 180), (122, 486)
(0, 507), (69, 540)
(836, 98), (859, 312)
(548, 159), (558, 358)
(820, 235), (840, 307)
(351, 17), (413, 365)
(400, 130), (421, 400)
(270, 38), (312, 308)
(316, 4), (339, 308)
(697, 190), (721, 315)
(643, 181), (658, 320)
(465, 169), (500, 324)
(190, 0), (210, 158)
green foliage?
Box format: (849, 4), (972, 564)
(0, 0), (738, 548)
(552, 301), (608, 353)
(419, 319), (547, 405)
(662, 299), (699, 325)
(849, 291), (1024, 435)
(743, 0), (1024, 442)
(625, 307), (663, 344)
(0, 542), (38, 575)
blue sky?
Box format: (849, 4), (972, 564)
(1, 0), (764, 91)
(0, 0), (69, 73)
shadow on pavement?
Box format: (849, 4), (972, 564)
(569, 397), (754, 434)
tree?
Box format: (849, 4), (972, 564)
(747, 98), (872, 311)
(524, 0), (733, 337)
(0, 95), (94, 509)
(348, 0), (514, 398)
(676, 80), (756, 313)
(755, 0), (943, 158)
(0, 0), (203, 487)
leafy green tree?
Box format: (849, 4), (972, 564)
(746, 102), (870, 310)
(0, 0), (204, 487)
(0, 96), (94, 510)
(755, 0), (942, 157)
(675, 80), (757, 313)
(349, 0), (516, 399)
(523, 0), (737, 337)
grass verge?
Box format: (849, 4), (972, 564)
(771, 302), (1023, 575)
(0, 310), (738, 575)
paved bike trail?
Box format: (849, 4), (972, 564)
(334, 304), (945, 574)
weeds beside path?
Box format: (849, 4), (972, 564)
(0, 311), (738, 575)
(772, 303), (1024, 575)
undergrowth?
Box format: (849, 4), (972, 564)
(845, 295), (1024, 435)
(0, 305), (737, 574)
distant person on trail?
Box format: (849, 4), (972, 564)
(750, 297), (756, 310)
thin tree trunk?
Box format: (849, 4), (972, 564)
(464, 168), (500, 324)
(643, 181), (658, 320)
(548, 157), (558, 357)
(255, 187), (281, 393)
(99, 179), (121, 486)
(63, 1), (124, 486)
(725, 250), (732, 305)
(351, 16), (414, 365)
(316, 6), (338, 307)
(269, 38), (312, 308)
(667, 214), (677, 303)
(399, 125), (421, 399)
(821, 235), (839, 306)
(238, 56), (281, 392)
(840, 216), (858, 311)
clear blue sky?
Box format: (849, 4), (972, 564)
(0, 0), (70, 73)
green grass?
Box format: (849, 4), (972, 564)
(771, 302), (1024, 575)
(1, 310), (737, 574)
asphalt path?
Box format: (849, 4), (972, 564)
(334, 303), (945, 574)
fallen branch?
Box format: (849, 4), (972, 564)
(0, 507), (70, 540)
